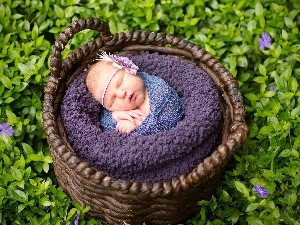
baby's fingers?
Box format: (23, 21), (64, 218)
(116, 122), (125, 133)
(116, 121), (130, 134)
(127, 110), (146, 121)
(132, 109), (147, 117)
(118, 113), (134, 123)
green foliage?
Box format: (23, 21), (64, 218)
(1, 0), (300, 224)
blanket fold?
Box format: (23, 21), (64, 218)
(61, 52), (222, 182)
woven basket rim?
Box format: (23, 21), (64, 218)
(43, 18), (249, 195)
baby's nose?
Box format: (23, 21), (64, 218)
(116, 89), (126, 98)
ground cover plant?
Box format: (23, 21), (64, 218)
(0, 0), (300, 224)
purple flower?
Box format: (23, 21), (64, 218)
(258, 33), (271, 50)
(96, 50), (139, 75)
(109, 54), (139, 74)
(268, 86), (276, 92)
(74, 213), (79, 225)
(0, 123), (14, 136)
(253, 185), (269, 198)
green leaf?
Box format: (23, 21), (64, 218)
(247, 20), (256, 32)
(48, 27), (61, 34)
(255, 2), (264, 17)
(43, 156), (53, 163)
(26, 154), (42, 162)
(269, 116), (279, 127)
(145, 8), (152, 22)
(43, 163), (49, 173)
(190, 18), (200, 26)
(271, 207), (280, 219)
(246, 216), (264, 225)
(253, 76), (267, 84)
(287, 193), (297, 206)
(11, 166), (23, 181)
(22, 142), (34, 155)
(259, 126), (272, 135)
(18, 63), (29, 75)
(279, 149), (291, 157)
(13, 189), (27, 202)
(272, 45), (282, 58)
(284, 17), (293, 28)
(289, 77), (298, 93)
(274, 73), (286, 90)
(259, 16), (265, 28)
(5, 97), (14, 104)
(263, 91), (276, 98)
(11, 13), (23, 20)
(237, 56), (248, 67)
(282, 66), (292, 79)
(18, 204), (26, 213)
(246, 203), (260, 212)
(14, 154), (26, 170)
(4, 33), (11, 44)
(65, 6), (75, 18)
(282, 29), (288, 40)
(13, 82), (28, 92)
(42, 200), (52, 207)
(239, 73), (250, 82)
(258, 64), (266, 76)
(54, 5), (64, 19)
(6, 110), (18, 124)
(67, 208), (78, 221)
(35, 35), (44, 47)
(31, 23), (38, 40)
(293, 136), (300, 149)
(245, 93), (258, 102)
(2, 153), (11, 165)
(234, 181), (249, 195)
(0, 75), (13, 89)
(294, 54), (300, 62)
(0, 187), (7, 197)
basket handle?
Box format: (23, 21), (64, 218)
(50, 18), (112, 78)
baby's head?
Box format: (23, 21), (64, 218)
(86, 52), (147, 112)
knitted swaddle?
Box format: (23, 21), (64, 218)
(101, 72), (185, 135)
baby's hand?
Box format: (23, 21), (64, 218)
(116, 120), (138, 134)
(112, 110), (147, 124)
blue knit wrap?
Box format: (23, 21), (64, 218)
(100, 72), (185, 135)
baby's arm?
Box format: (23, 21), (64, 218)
(112, 110), (147, 124)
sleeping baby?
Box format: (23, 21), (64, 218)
(85, 51), (184, 135)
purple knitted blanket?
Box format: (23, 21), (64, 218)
(61, 52), (222, 182)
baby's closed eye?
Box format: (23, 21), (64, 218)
(118, 75), (124, 87)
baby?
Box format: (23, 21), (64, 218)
(86, 51), (184, 135)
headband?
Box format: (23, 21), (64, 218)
(96, 50), (139, 106)
(101, 68), (119, 105)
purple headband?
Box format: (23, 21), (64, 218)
(96, 51), (139, 105)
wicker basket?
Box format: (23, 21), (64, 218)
(43, 18), (249, 225)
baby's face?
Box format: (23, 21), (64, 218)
(87, 61), (147, 111)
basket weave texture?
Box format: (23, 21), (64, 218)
(43, 18), (249, 225)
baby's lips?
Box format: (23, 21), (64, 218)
(128, 93), (135, 101)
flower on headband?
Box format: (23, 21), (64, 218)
(96, 51), (139, 75)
